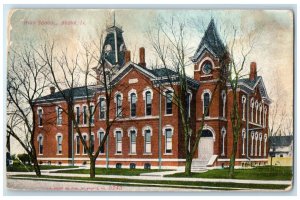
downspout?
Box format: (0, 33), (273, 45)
(72, 120), (74, 166)
(158, 82), (162, 170)
(246, 93), (250, 160)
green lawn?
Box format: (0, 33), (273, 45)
(7, 164), (78, 172)
(10, 174), (290, 190)
(54, 168), (167, 176)
(166, 166), (293, 180)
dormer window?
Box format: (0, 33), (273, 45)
(202, 62), (212, 74)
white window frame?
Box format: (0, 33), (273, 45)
(251, 131), (255, 156)
(82, 133), (88, 155)
(221, 90), (226, 118)
(163, 125), (174, 154)
(128, 127), (137, 154)
(98, 96), (106, 120)
(186, 91), (192, 118)
(201, 89), (212, 117)
(255, 100), (258, 123)
(98, 129), (105, 154)
(74, 133), (80, 155)
(56, 106), (63, 126)
(74, 105), (80, 125)
(263, 106), (268, 128)
(114, 92), (123, 118)
(255, 132), (259, 156)
(143, 87), (153, 116)
(82, 104), (88, 125)
(242, 95), (246, 121)
(164, 89), (174, 116)
(142, 126), (153, 154)
(114, 128), (123, 154)
(259, 103), (262, 125)
(89, 103), (95, 125)
(241, 129), (246, 155)
(250, 98), (254, 122)
(221, 127), (226, 156)
(259, 132), (263, 156)
(128, 89), (137, 118)
(56, 133), (63, 155)
(263, 134), (268, 156)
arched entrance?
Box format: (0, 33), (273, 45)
(198, 129), (214, 161)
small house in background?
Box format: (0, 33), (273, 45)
(268, 135), (293, 166)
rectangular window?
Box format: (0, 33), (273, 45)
(186, 94), (191, 118)
(57, 135), (62, 154)
(99, 132), (105, 153)
(38, 109), (43, 126)
(83, 135), (87, 154)
(83, 106), (87, 125)
(38, 136), (43, 154)
(76, 107), (80, 124)
(130, 130), (136, 154)
(116, 131), (122, 154)
(57, 107), (63, 125)
(90, 105), (94, 124)
(130, 93), (137, 117)
(145, 130), (151, 153)
(146, 91), (152, 116)
(165, 129), (172, 153)
(166, 91), (173, 114)
(203, 93), (210, 117)
(99, 98), (106, 119)
(76, 135), (80, 154)
(91, 134), (95, 154)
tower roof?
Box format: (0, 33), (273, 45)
(101, 24), (126, 68)
(191, 19), (226, 63)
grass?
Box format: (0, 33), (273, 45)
(166, 166), (293, 180)
(7, 164), (78, 172)
(10, 174), (291, 190)
(54, 168), (168, 176)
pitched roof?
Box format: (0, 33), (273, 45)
(191, 19), (226, 63)
(237, 76), (271, 103)
(35, 86), (97, 102)
(268, 136), (293, 147)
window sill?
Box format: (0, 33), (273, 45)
(143, 153), (152, 155)
(115, 153), (123, 156)
(163, 153), (173, 155)
(164, 114), (173, 117)
(57, 124), (62, 127)
(38, 126), (43, 128)
(38, 154), (43, 156)
(99, 153), (105, 155)
(128, 153), (137, 155)
(56, 153), (63, 156)
(75, 154), (80, 155)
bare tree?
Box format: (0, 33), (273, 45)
(7, 46), (49, 176)
(146, 16), (222, 175)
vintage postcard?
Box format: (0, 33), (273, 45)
(5, 8), (294, 192)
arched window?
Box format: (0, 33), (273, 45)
(98, 129), (105, 154)
(56, 133), (63, 155)
(241, 129), (246, 156)
(259, 132), (263, 156)
(56, 106), (63, 125)
(114, 128), (123, 154)
(203, 92), (210, 117)
(75, 134), (80, 155)
(186, 92), (192, 118)
(221, 90), (226, 118)
(263, 106), (268, 127)
(263, 134), (268, 156)
(89, 104), (95, 124)
(259, 103), (262, 125)
(250, 98), (254, 122)
(91, 133), (95, 154)
(165, 90), (173, 115)
(130, 93), (137, 117)
(83, 105), (87, 125)
(255, 132), (259, 156)
(128, 127), (137, 154)
(242, 95), (246, 121)
(163, 125), (174, 154)
(251, 131), (255, 156)
(255, 100), (258, 123)
(221, 127), (226, 156)
(37, 107), (43, 127)
(74, 105), (80, 124)
(99, 97), (106, 119)
(115, 93), (123, 118)
(82, 133), (88, 155)
(145, 91), (152, 116)
(37, 134), (43, 155)
(143, 126), (152, 154)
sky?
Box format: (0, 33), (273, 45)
(7, 9), (294, 154)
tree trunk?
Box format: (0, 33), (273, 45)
(229, 132), (238, 178)
(185, 154), (192, 176)
(32, 156), (41, 177)
(90, 157), (96, 178)
(6, 134), (11, 153)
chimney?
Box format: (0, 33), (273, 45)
(249, 62), (257, 81)
(125, 50), (131, 63)
(138, 47), (146, 67)
(50, 86), (55, 95)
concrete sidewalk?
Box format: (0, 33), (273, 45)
(6, 171), (292, 185)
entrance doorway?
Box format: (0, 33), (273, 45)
(198, 130), (214, 161)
